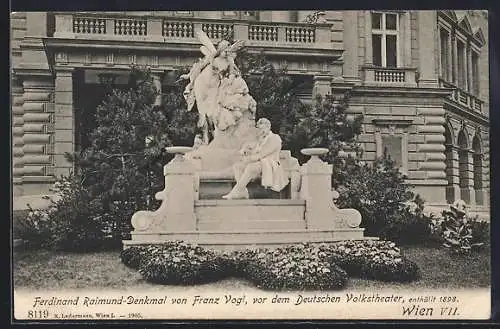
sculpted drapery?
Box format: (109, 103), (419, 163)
(179, 29), (254, 146)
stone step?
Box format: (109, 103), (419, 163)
(195, 199), (306, 223)
(127, 228), (368, 250)
(199, 179), (290, 200)
(197, 219), (306, 231)
(195, 199), (305, 206)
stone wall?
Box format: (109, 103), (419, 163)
(349, 91), (450, 205)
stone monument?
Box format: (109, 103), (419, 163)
(123, 29), (370, 250)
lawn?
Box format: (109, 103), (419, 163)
(13, 245), (491, 292)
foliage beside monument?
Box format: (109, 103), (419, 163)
(70, 67), (197, 244)
(21, 175), (111, 251)
(127, 241), (229, 285)
(438, 201), (488, 255)
(328, 240), (421, 282)
(120, 240), (421, 290)
(335, 154), (416, 239)
(242, 244), (349, 291)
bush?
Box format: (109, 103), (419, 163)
(440, 201), (488, 255)
(120, 246), (151, 270)
(228, 248), (260, 277)
(336, 154), (415, 238)
(241, 244), (348, 291)
(13, 210), (31, 239)
(379, 195), (434, 245)
(19, 175), (114, 252)
(470, 218), (490, 247)
(327, 240), (421, 282)
(13, 209), (50, 246)
(138, 241), (229, 285)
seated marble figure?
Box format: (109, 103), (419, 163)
(222, 118), (289, 199)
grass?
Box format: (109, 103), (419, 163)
(348, 245), (491, 290)
(13, 245), (490, 292)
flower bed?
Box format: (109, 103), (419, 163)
(327, 240), (420, 282)
(241, 244), (348, 291)
(120, 246), (152, 270)
(121, 240), (420, 289)
(135, 241), (229, 285)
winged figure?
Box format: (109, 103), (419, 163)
(178, 29), (245, 145)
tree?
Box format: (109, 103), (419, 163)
(73, 66), (197, 241)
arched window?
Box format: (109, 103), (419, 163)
(444, 124), (455, 203)
(472, 135), (483, 204)
(457, 130), (469, 200)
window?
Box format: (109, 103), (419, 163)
(457, 40), (466, 89)
(223, 11), (238, 16)
(440, 29), (450, 81)
(223, 11), (258, 20)
(242, 11), (257, 17)
(371, 12), (399, 67)
(174, 11), (193, 16)
(382, 135), (403, 168)
(472, 51), (480, 95)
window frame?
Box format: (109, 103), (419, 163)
(456, 39), (467, 89)
(439, 27), (451, 81)
(371, 11), (400, 68)
(437, 12), (484, 95)
(372, 119), (412, 176)
(471, 50), (480, 95)
(222, 11), (258, 20)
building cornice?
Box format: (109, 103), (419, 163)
(372, 118), (414, 126)
(444, 99), (489, 126)
(12, 67), (52, 78)
(42, 37), (342, 59)
(350, 85), (453, 98)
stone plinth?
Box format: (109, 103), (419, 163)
(198, 179), (290, 200)
(196, 199), (306, 230)
(300, 148), (363, 230)
(126, 228), (368, 251)
(125, 146), (369, 250)
(130, 148), (196, 232)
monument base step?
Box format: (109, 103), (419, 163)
(199, 179), (290, 200)
(195, 199), (306, 229)
(124, 228), (373, 250)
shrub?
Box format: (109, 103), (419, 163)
(20, 175), (113, 252)
(440, 201), (488, 255)
(336, 154), (415, 238)
(243, 244), (348, 291)
(327, 240), (421, 282)
(228, 248), (260, 277)
(120, 246), (152, 270)
(13, 210), (31, 239)
(138, 241), (228, 285)
(470, 218), (490, 247)
(379, 195), (435, 245)
(13, 209), (51, 246)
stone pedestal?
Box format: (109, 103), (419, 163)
(300, 153), (335, 229)
(130, 152), (196, 234)
(299, 149), (363, 231)
(126, 147), (367, 250)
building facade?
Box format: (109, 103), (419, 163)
(10, 10), (490, 216)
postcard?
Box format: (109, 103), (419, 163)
(11, 10), (491, 321)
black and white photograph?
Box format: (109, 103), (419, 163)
(11, 10), (492, 320)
